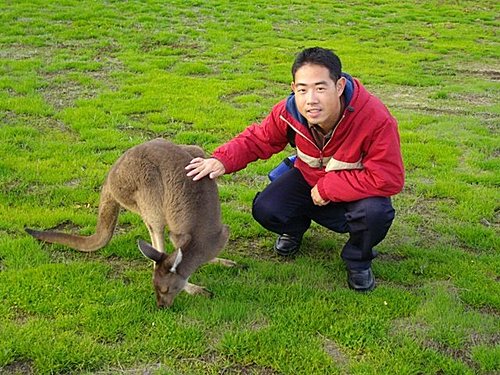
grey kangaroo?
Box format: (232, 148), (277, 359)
(26, 138), (233, 308)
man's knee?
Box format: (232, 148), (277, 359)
(252, 192), (280, 228)
(364, 197), (395, 224)
(346, 197), (395, 231)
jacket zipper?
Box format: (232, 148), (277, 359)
(280, 113), (347, 169)
(322, 113), (345, 151)
(280, 115), (318, 150)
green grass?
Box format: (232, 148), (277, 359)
(1, 0), (499, 374)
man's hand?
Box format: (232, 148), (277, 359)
(185, 157), (225, 181)
(311, 185), (330, 206)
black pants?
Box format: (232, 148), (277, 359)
(252, 168), (395, 270)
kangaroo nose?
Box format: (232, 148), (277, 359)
(157, 297), (174, 309)
(157, 301), (171, 309)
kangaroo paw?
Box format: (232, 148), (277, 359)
(209, 257), (237, 268)
(184, 282), (212, 297)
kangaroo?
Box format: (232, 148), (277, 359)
(26, 138), (233, 308)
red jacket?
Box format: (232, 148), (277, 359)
(212, 75), (405, 203)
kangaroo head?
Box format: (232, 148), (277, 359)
(138, 240), (187, 308)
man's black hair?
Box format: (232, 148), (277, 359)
(291, 47), (342, 82)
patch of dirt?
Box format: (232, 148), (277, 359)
(401, 195), (456, 219)
(0, 43), (52, 60)
(38, 115), (79, 136)
(228, 236), (307, 265)
(456, 68), (500, 82)
(396, 104), (471, 116)
(31, 220), (135, 239)
(192, 353), (280, 375)
(118, 116), (194, 139)
(390, 318), (430, 340)
(0, 359), (34, 375)
(323, 337), (350, 369)
(374, 85), (430, 110)
(1, 42), (110, 111)
(398, 104), (497, 119)
(64, 178), (81, 187)
(390, 283), (499, 373)
(301, 232), (346, 262)
(0, 110), (19, 125)
(9, 304), (34, 325)
(466, 303), (500, 318)
(92, 363), (163, 375)
(0, 178), (23, 195)
(98, 356), (280, 375)
(377, 252), (408, 262)
(390, 318), (484, 370)
(46, 219), (81, 232)
(217, 364), (280, 375)
(5, 38), (123, 112)
(423, 338), (477, 368)
(40, 79), (99, 112)
(375, 80), (498, 122)
(219, 87), (279, 109)
(113, 223), (134, 236)
(421, 331), (499, 371)
(394, 191), (460, 248)
(247, 316), (270, 332)
(104, 256), (149, 284)
(1, 112), (79, 141)
(451, 92), (497, 107)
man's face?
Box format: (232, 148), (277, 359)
(292, 63), (345, 132)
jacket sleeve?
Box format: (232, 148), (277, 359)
(212, 102), (290, 174)
(316, 118), (405, 202)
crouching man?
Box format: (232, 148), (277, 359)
(186, 47), (404, 292)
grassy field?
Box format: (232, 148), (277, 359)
(0, 0), (499, 374)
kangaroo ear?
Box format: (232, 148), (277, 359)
(137, 240), (165, 263)
(169, 249), (183, 273)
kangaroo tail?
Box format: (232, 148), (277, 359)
(26, 183), (121, 252)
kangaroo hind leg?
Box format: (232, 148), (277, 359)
(184, 282), (212, 297)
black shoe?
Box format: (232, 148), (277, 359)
(274, 234), (302, 257)
(347, 268), (376, 292)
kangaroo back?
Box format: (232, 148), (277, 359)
(26, 139), (217, 253)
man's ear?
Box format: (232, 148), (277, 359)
(336, 77), (346, 96)
(291, 81), (296, 93)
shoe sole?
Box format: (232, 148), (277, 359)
(348, 279), (376, 292)
(274, 247), (300, 257)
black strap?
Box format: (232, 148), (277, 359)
(287, 126), (296, 148)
